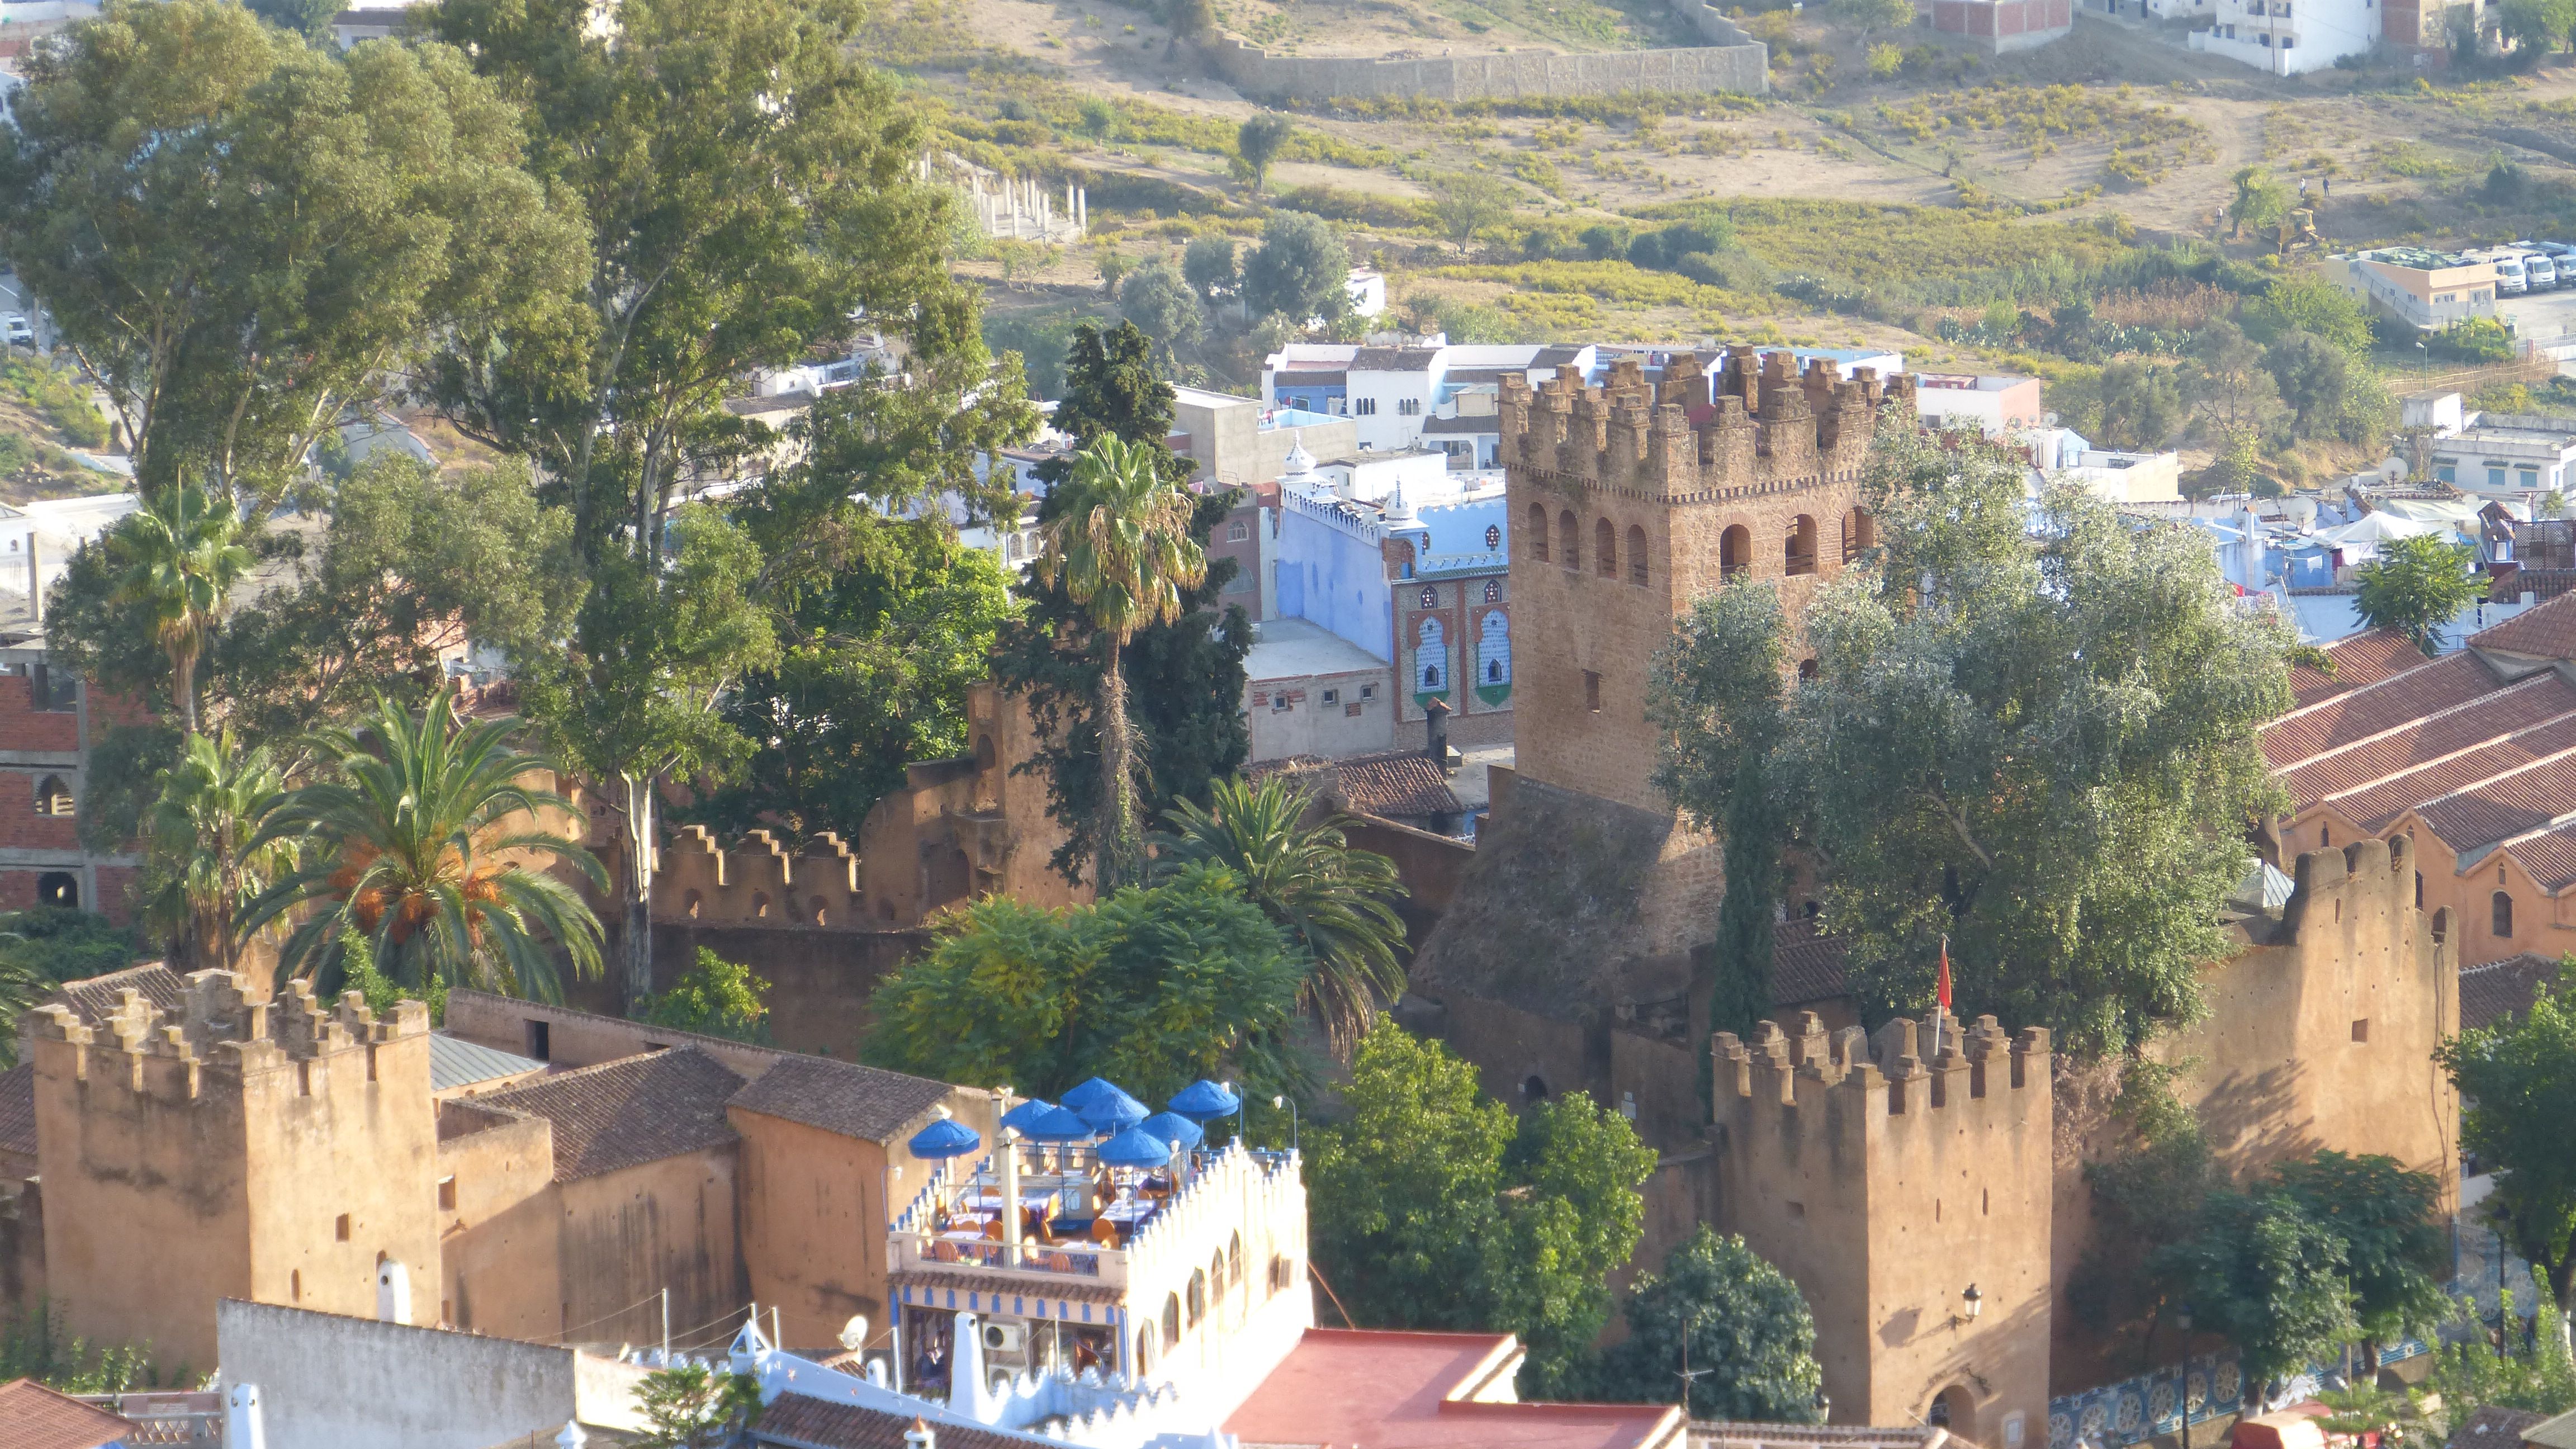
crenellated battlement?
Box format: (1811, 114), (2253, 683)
(24, 969), (428, 1104)
(1498, 348), (1920, 503)
(655, 825), (863, 926)
(1713, 1010), (2050, 1123)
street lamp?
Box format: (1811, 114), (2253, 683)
(1961, 1284), (1984, 1323)
(1273, 1094), (1299, 1153)
(2175, 1303), (2196, 1449)
(2417, 339), (2430, 382)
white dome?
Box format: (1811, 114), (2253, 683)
(1281, 430), (1317, 482)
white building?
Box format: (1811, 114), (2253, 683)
(2189, 0), (2378, 72)
(1344, 267), (1388, 320)
(2319, 249), (2499, 331)
(2428, 414), (2576, 494)
(0, 493), (140, 622)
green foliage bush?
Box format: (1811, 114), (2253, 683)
(0, 907), (140, 987)
(637, 949), (771, 1043)
(0, 360), (108, 448)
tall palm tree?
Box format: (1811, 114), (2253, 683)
(1155, 774), (1410, 1058)
(140, 730), (302, 975)
(241, 689), (608, 1002)
(106, 482), (254, 733)
(1038, 434), (1207, 890)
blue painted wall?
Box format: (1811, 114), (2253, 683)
(1277, 501), (1394, 662)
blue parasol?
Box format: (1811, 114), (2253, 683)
(998, 1098), (1059, 1135)
(1018, 1106), (1097, 1142)
(907, 1116), (981, 1159)
(1096, 1124), (1175, 1168)
(1072, 1082), (1149, 1133)
(1166, 1078), (1241, 1120)
(1139, 1111), (1206, 1149)
(1060, 1077), (1125, 1114)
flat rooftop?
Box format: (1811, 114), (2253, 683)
(1225, 1329), (1682, 1449)
(1246, 617), (1390, 680)
(2355, 246), (2473, 269)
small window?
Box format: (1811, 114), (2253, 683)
(1360, 684), (1376, 700)
(2494, 891), (2515, 938)
(1628, 526), (1647, 586)
(1322, 688), (1339, 705)
(2351, 1020), (2369, 1043)
(1397, 398), (1422, 416)
(1484, 579), (1502, 603)
(1584, 670), (1602, 712)
(1271, 694), (1292, 712)
(1355, 397), (1378, 416)
(1484, 525), (1501, 550)
(2320, 825), (2331, 847)
(33, 776), (73, 817)
(1227, 520), (1249, 542)
(438, 1177), (457, 1211)
(1420, 586), (1438, 608)
(527, 1020), (551, 1062)
(1522, 1075), (1549, 1102)
(335, 1213), (352, 1242)
(29, 662), (76, 713)
(1528, 503), (1550, 564)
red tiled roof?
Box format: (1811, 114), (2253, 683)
(2280, 674), (2576, 809)
(2264, 652), (2507, 768)
(2471, 588), (2576, 659)
(2290, 629), (2432, 708)
(477, 1048), (745, 1182)
(2316, 712), (2576, 833)
(1772, 919), (1849, 1007)
(52, 963), (188, 1027)
(2458, 954), (2567, 1031)
(1333, 750), (1464, 821)
(1227, 1329), (1683, 1449)
(0, 1377), (138, 1449)
(726, 1055), (954, 1144)
(2417, 752), (2576, 850)
(2509, 823), (2576, 892)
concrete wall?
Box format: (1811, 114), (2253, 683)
(1713, 1017), (2055, 1441)
(730, 1108), (894, 1351)
(1248, 665), (1396, 762)
(444, 989), (789, 1079)
(216, 1299), (643, 1449)
(556, 1148), (744, 1351)
(1203, 35), (1768, 101)
(435, 1108), (561, 1341)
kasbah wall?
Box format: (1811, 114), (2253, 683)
(1408, 349), (2461, 1437)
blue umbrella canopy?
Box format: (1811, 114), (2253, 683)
(1139, 1111), (1206, 1149)
(1096, 1124), (1175, 1168)
(908, 1116), (981, 1159)
(1019, 1106), (1097, 1142)
(1072, 1082), (1149, 1133)
(1166, 1079), (1241, 1120)
(998, 1098), (1059, 1135)
(1060, 1077), (1126, 1113)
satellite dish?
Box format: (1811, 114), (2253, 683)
(838, 1315), (869, 1352)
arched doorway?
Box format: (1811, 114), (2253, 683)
(1721, 525), (1751, 580)
(1930, 1386), (1977, 1442)
(36, 872), (77, 909)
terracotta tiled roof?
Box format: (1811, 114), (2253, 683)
(2290, 629), (2432, 708)
(2447, 1405), (2546, 1449)
(0, 1065), (34, 1164)
(2318, 713), (2576, 833)
(1772, 919), (1849, 1007)
(2417, 752), (2576, 850)
(1333, 750), (1463, 821)
(724, 1055), (953, 1144)
(477, 1048), (745, 1182)
(754, 1393), (1041, 1449)
(2510, 823), (2576, 892)
(2280, 674), (2576, 809)
(52, 963), (187, 1026)
(2459, 953), (2566, 1030)
(2263, 652), (2507, 767)
(0, 1377), (139, 1449)
(2473, 589), (2576, 659)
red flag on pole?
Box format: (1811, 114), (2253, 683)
(1936, 934), (1953, 1014)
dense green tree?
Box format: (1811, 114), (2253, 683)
(863, 863), (1308, 1104)
(1647, 576), (1788, 1050)
(1669, 429), (2290, 1059)
(637, 948), (771, 1042)
(1034, 436), (1208, 889)
(2070, 1060), (2219, 1342)
(1242, 212), (1353, 326)
(422, 0), (982, 1002)
(1594, 1227), (1825, 1421)
(686, 352), (1032, 845)
(992, 321), (1251, 885)
(103, 484), (253, 735)
(243, 0), (339, 39)
(1154, 775), (1409, 1057)
(0, 908), (140, 990)
(1427, 172), (1521, 257)
(139, 731), (300, 975)
(1235, 112), (1294, 193)
(2090, 359), (2187, 452)
(2437, 956), (2576, 1317)
(1117, 262), (1209, 369)
(633, 1365), (764, 1449)
(1183, 236), (1241, 305)
(2242, 275), (2375, 356)
(0, 0), (583, 509)
(2425, 1270), (2576, 1421)
(2356, 534), (2480, 656)
(2189, 321), (2287, 492)
(2229, 165), (2295, 238)
(2266, 331), (2354, 440)
(2498, 0), (2576, 54)
(1306, 1021), (1656, 1394)
(2152, 1186), (2357, 1388)
(2267, 1151), (2447, 1350)
(242, 691), (608, 1001)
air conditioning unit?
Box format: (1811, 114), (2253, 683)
(983, 1322), (1027, 1355)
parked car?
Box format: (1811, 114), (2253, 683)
(2, 314), (32, 346)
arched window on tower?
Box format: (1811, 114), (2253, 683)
(1628, 526), (1648, 586)
(1595, 518), (1617, 577)
(1528, 503), (1549, 564)
(1787, 515), (1819, 576)
(1843, 506), (1875, 564)
(1721, 524), (1751, 580)
(1557, 511), (1580, 572)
